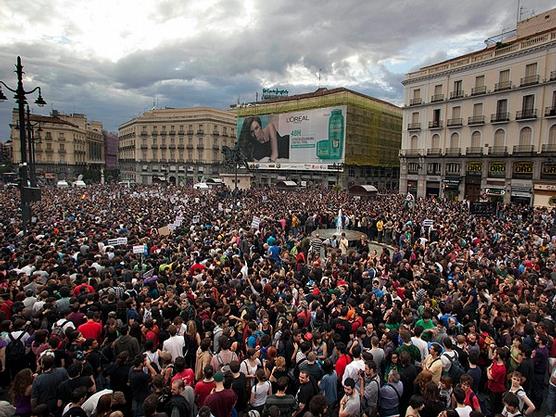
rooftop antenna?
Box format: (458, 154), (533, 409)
(517, 0), (522, 24)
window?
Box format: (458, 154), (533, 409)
(549, 125), (556, 145)
(525, 63), (537, 77)
(433, 109), (441, 122)
(407, 162), (420, 174)
(410, 135), (418, 149)
(431, 134), (440, 149)
(473, 103), (483, 116)
(519, 127), (532, 146)
(450, 133), (459, 149)
(454, 80), (462, 93)
(411, 112), (419, 123)
(452, 106), (461, 118)
(522, 94), (535, 111)
(471, 131), (481, 148)
(427, 163), (441, 175)
(349, 167), (356, 177)
(446, 163), (461, 175)
(494, 129), (505, 147)
(475, 75), (485, 87)
(496, 99), (508, 115)
(413, 89), (421, 99)
(434, 85), (443, 95)
(499, 70), (510, 82)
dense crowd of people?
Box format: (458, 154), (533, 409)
(0, 184), (554, 417)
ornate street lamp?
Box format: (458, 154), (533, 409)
(0, 56), (46, 231)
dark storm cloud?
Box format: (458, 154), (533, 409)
(0, 0), (554, 138)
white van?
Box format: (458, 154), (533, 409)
(56, 180), (69, 188)
(73, 180), (86, 187)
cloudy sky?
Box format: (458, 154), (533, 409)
(0, 0), (554, 139)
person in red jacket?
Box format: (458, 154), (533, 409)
(335, 342), (352, 381)
(487, 347), (507, 414)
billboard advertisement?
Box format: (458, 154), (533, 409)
(236, 106), (347, 171)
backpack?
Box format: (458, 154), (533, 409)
(443, 351), (465, 383)
(470, 391), (491, 417)
(215, 353), (231, 374)
(7, 332), (26, 363)
(52, 320), (71, 338)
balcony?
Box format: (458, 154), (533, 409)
(407, 123), (421, 131)
(168, 144), (176, 149)
(150, 144), (158, 149)
(58, 136), (66, 142)
(513, 145), (535, 154)
(160, 131), (167, 136)
(551, 71), (556, 81)
(491, 112), (510, 123)
(545, 106), (556, 117)
(178, 130), (185, 135)
(197, 130), (204, 135)
(212, 144), (219, 150)
(410, 97), (422, 106)
(520, 74), (539, 86)
(58, 148), (66, 154)
(152, 131), (158, 136)
(516, 109), (537, 120)
(466, 147), (483, 156)
(197, 144), (204, 149)
(159, 144), (167, 149)
(445, 147), (461, 157)
(403, 149), (422, 157)
(471, 86), (487, 96)
(450, 90), (465, 100)
(468, 115), (485, 125)
(177, 144), (185, 149)
(494, 81), (512, 91)
(186, 143), (194, 149)
(429, 120), (443, 129)
(140, 144), (148, 150)
(45, 148), (53, 153)
(489, 146), (507, 156)
(430, 94), (444, 102)
(542, 144), (556, 153)
(140, 131), (148, 137)
(187, 130), (194, 135)
(447, 118), (463, 128)
(213, 130), (220, 136)
(170, 130), (177, 136)
(427, 148), (442, 156)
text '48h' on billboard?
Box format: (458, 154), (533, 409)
(236, 106), (347, 171)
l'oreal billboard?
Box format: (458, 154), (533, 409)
(236, 106), (347, 171)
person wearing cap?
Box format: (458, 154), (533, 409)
(204, 371), (236, 417)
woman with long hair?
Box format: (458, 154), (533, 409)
(183, 320), (201, 369)
(238, 116), (289, 162)
(10, 368), (33, 417)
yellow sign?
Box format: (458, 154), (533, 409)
(513, 161), (533, 174)
(466, 161), (482, 175)
(488, 161), (505, 178)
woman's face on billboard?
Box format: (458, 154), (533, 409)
(250, 120), (265, 143)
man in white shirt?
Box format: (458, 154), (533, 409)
(411, 326), (429, 365)
(343, 345), (365, 390)
(162, 324), (185, 363)
(454, 387), (473, 417)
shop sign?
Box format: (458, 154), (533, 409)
(443, 177), (461, 187)
(466, 161), (482, 176)
(488, 161), (505, 178)
(541, 163), (556, 179)
(534, 183), (556, 191)
(512, 161), (533, 179)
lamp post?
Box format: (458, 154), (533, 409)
(0, 56), (46, 231)
(25, 105), (42, 187)
(332, 162), (344, 190)
(222, 145), (250, 194)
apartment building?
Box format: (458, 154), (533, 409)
(118, 107), (236, 185)
(233, 87), (401, 190)
(400, 8), (556, 206)
(10, 110), (105, 182)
